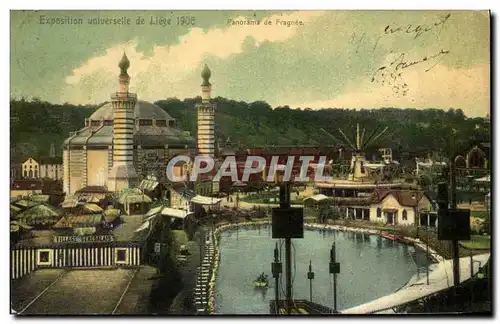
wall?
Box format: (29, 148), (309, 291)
(11, 245), (142, 280)
(40, 164), (64, 180)
(87, 150), (109, 186)
(69, 149), (86, 195)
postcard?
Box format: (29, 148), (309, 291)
(10, 10), (491, 316)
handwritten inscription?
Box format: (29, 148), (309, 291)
(371, 49), (450, 96)
(383, 13), (451, 39)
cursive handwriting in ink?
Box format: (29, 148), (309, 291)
(383, 13), (451, 39)
(389, 49), (450, 72)
(371, 49), (450, 97)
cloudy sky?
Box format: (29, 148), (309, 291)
(10, 10), (490, 116)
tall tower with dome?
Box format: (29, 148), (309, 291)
(62, 55), (196, 195)
(107, 53), (138, 192)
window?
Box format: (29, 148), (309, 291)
(115, 248), (128, 264)
(402, 210), (408, 221)
(37, 249), (52, 266)
(155, 120), (167, 127)
(139, 119), (153, 126)
(40, 251), (49, 263)
(377, 208), (381, 218)
(360, 162), (365, 174)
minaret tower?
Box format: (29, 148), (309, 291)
(107, 53), (138, 192)
(196, 64), (216, 157)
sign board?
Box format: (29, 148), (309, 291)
(54, 235), (114, 244)
(438, 208), (471, 241)
(272, 207), (304, 239)
(154, 243), (167, 254)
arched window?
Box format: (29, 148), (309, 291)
(402, 209), (408, 220)
(377, 207), (381, 218)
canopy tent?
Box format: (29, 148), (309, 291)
(474, 175), (491, 183)
(16, 204), (62, 226)
(118, 188), (153, 205)
(191, 195), (222, 205)
(82, 203), (103, 214)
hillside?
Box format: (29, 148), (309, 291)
(10, 97), (490, 161)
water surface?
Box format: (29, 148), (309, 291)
(214, 225), (429, 314)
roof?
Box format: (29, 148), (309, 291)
(76, 186), (109, 194)
(12, 199), (39, 209)
(304, 194), (330, 202)
(38, 156), (63, 165)
(191, 195), (222, 205)
(16, 204), (62, 225)
(29, 194), (50, 203)
(82, 203), (103, 214)
(139, 178), (159, 191)
(53, 214), (104, 228)
(474, 175), (490, 183)
(89, 100), (175, 121)
(160, 207), (193, 219)
(371, 189), (429, 207)
(61, 196), (79, 208)
(103, 208), (121, 222)
(11, 180), (43, 191)
(118, 188), (152, 204)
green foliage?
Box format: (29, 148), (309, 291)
(10, 98), (490, 160)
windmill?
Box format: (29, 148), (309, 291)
(321, 123), (389, 182)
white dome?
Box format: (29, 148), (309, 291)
(89, 100), (174, 121)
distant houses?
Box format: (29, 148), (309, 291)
(11, 156), (63, 181)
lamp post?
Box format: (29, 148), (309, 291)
(329, 241), (340, 312)
(307, 260), (315, 302)
(272, 242), (282, 314)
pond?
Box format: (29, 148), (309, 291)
(214, 225), (430, 314)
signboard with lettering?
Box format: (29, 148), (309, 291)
(154, 243), (167, 253)
(54, 235), (114, 244)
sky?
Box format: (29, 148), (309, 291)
(10, 10), (490, 116)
